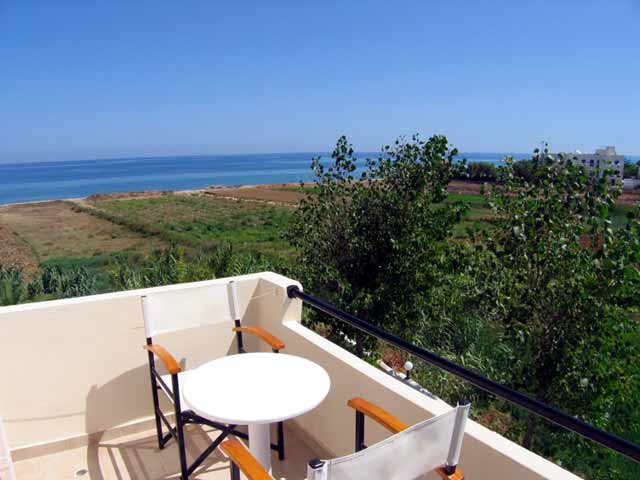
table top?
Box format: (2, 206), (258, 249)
(182, 352), (331, 425)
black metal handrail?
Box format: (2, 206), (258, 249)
(286, 285), (640, 464)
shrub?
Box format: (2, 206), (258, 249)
(467, 161), (498, 181)
(0, 266), (26, 306)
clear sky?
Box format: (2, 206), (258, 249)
(1, 1), (639, 163)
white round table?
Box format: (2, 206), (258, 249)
(182, 352), (331, 472)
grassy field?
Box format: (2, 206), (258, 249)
(442, 192), (492, 236)
(87, 194), (294, 259)
(445, 192), (636, 235)
(0, 201), (161, 263)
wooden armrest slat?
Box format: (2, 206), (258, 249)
(143, 344), (181, 374)
(347, 397), (408, 434)
(220, 438), (274, 480)
(232, 326), (285, 351)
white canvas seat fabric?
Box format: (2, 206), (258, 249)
(142, 282), (235, 338)
(308, 404), (469, 480)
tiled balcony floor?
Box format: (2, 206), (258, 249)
(14, 424), (315, 480)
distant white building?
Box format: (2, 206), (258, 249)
(555, 146), (624, 185)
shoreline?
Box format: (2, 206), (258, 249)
(1, 179), (638, 209)
(0, 181), (318, 208)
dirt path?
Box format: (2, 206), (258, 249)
(0, 223), (39, 276)
(203, 184), (307, 204)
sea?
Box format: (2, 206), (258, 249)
(0, 151), (636, 206)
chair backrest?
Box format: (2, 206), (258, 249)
(308, 403), (470, 480)
(142, 281), (240, 338)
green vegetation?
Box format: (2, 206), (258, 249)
(288, 137), (640, 479)
(0, 266), (25, 306)
(481, 152), (640, 478)
(624, 160), (639, 179)
(108, 243), (285, 291)
(79, 194), (293, 260)
(460, 161), (498, 181)
(1, 263), (99, 304)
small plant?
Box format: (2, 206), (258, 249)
(0, 266), (26, 306)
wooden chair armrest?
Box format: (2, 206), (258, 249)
(143, 344), (181, 375)
(347, 397), (408, 434)
(220, 438), (274, 480)
(232, 326), (285, 351)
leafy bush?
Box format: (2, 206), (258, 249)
(510, 158), (536, 181)
(467, 161), (498, 181)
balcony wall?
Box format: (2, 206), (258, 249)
(0, 272), (579, 478)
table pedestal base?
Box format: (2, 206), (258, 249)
(248, 423), (272, 473)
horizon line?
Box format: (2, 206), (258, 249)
(1, 149), (639, 167)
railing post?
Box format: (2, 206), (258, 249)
(355, 411), (365, 452)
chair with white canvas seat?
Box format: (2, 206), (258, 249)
(220, 397), (470, 480)
(142, 280), (286, 480)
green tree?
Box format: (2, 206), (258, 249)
(286, 134), (465, 354)
(482, 147), (640, 477)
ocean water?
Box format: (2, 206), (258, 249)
(0, 151), (573, 205)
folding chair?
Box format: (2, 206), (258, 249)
(142, 280), (286, 480)
(220, 397), (470, 480)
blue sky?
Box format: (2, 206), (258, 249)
(1, 1), (639, 163)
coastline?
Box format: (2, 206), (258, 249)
(1, 179), (638, 209)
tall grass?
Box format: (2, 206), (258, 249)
(108, 243), (283, 290)
(0, 263), (100, 305)
(0, 266), (25, 306)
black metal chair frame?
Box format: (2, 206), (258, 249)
(146, 325), (285, 480)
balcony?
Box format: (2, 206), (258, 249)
(0, 272), (583, 479)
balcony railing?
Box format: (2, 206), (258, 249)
(287, 285), (640, 465)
